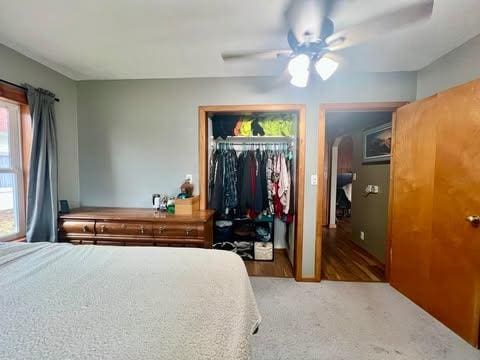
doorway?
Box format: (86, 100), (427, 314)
(198, 105), (306, 281)
(315, 102), (407, 282)
(324, 111), (394, 281)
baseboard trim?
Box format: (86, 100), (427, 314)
(296, 276), (321, 282)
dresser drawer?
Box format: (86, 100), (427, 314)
(153, 223), (204, 238)
(59, 208), (214, 248)
(95, 221), (153, 237)
(59, 220), (95, 236)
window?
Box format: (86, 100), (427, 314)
(0, 99), (25, 241)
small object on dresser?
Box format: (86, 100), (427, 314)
(175, 195), (200, 215)
(167, 198), (175, 214)
(152, 193), (161, 213)
(179, 178), (194, 198)
(58, 200), (70, 214)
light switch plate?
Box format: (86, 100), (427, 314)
(311, 174), (318, 186)
(360, 231), (365, 241)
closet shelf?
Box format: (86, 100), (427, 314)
(213, 136), (295, 144)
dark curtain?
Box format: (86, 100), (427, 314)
(24, 84), (58, 243)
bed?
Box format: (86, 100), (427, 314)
(0, 242), (261, 360)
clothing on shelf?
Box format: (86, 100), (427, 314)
(256, 225), (271, 242)
(258, 116), (294, 136)
(213, 242), (236, 252)
(211, 113), (296, 139)
(214, 220), (233, 243)
(234, 118), (253, 136)
(210, 115), (238, 139)
(214, 218), (274, 261)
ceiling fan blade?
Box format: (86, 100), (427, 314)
(322, 0), (336, 19)
(326, 0), (434, 51)
(319, 0), (337, 40)
(221, 49), (291, 61)
(286, 0), (340, 43)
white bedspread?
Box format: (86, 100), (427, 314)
(0, 243), (261, 360)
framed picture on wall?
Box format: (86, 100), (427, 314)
(363, 123), (392, 164)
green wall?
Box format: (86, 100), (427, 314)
(350, 114), (392, 263)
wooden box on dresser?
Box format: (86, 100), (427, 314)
(59, 207), (215, 248)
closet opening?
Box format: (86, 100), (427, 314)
(315, 103), (406, 282)
(199, 105), (305, 280)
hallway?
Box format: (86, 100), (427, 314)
(321, 219), (385, 282)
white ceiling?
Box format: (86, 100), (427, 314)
(0, 0), (479, 80)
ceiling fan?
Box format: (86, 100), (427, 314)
(221, 0), (434, 87)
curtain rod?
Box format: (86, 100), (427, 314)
(0, 79), (60, 102)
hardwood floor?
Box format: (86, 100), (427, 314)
(322, 219), (385, 282)
(245, 249), (294, 278)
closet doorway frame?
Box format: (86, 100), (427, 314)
(198, 104), (306, 281)
(315, 102), (407, 282)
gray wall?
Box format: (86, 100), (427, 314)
(350, 119), (392, 264)
(0, 44), (80, 206)
(417, 34), (480, 99)
(77, 73), (416, 277)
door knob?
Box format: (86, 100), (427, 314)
(466, 215), (480, 227)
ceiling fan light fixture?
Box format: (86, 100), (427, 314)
(315, 56), (339, 80)
(290, 70), (309, 88)
(288, 54), (310, 78)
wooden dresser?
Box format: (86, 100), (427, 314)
(59, 207), (215, 248)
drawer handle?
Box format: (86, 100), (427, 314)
(185, 227), (193, 236)
(100, 225), (105, 233)
(140, 225), (145, 235)
(82, 225), (88, 233)
(158, 225), (167, 234)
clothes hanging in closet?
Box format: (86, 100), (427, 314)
(209, 145), (294, 220)
(209, 148), (238, 213)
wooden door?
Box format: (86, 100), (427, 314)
(390, 80), (480, 347)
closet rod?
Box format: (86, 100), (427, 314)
(221, 136), (294, 140)
(213, 142), (294, 147)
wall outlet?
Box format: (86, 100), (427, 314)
(352, 173), (357, 181)
(311, 174), (318, 186)
(365, 185), (380, 194)
(185, 174), (193, 183)
(360, 231), (365, 241)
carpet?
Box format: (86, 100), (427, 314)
(250, 278), (479, 360)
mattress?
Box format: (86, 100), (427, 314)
(0, 242), (261, 360)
